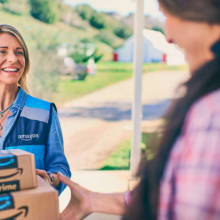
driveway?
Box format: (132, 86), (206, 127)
(58, 70), (189, 170)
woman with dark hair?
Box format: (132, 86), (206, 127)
(58, 0), (220, 219)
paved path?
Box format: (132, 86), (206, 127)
(58, 71), (189, 170)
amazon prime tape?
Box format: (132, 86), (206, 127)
(0, 149), (37, 193)
(0, 176), (59, 220)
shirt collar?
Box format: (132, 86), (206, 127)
(12, 87), (27, 110)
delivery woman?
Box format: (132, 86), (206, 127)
(0, 24), (71, 195)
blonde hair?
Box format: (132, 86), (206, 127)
(0, 24), (30, 93)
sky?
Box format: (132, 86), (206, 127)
(63, 0), (163, 18)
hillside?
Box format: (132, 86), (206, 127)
(0, 0), (164, 59)
(0, 11), (115, 60)
(0, 1), (125, 60)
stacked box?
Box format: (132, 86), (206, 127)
(0, 149), (59, 220)
(0, 149), (37, 193)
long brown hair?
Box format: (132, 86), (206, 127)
(124, 1), (220, 219)
(0, 24), (30, 93)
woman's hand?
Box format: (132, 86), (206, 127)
(58, 172), (126, 220)
(57, 172), (93, 220)
(36, 170), (61, 188)
(36, 169), (51, 184)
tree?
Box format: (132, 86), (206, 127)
(69, 45), (103, 64)
(0, 0), (8, 3)
(152, 26), (164, 34)
(76, 4), (94, 20)
(114, 26), (133, 39)
(28, 29), (62, 100)
(29, 0), (60, 24)
(76, 5), (105, 29)
(89, 12), (105, 29)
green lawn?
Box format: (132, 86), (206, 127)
(98, 138), (148, 170)
(99, 139), (131, 170)
(52, 70), (133, 106)
(52, 62), (188, 107)
(99, 133), (160, 170)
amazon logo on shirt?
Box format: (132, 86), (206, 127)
(18, 134), (39, 141)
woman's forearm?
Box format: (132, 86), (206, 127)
(90, 192), (126, 215)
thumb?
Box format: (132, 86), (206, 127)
(36, 169), (46, 176)
(57, 172), (75, 188)
(36, 169), (41, 174)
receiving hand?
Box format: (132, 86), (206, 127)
(57, 172), (92, 220)
(36, 169), (51, 184)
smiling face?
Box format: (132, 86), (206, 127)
(0, 33), (25, 86)
(160, 8), (220, 73)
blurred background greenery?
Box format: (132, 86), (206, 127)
(0, 0), (183, 107)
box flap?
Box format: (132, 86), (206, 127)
(0, 149), (33, 157)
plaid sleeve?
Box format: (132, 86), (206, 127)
(173, 110), (220, 220)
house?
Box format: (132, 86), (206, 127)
(113, 29), (186, 66)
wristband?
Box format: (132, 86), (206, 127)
(47, 172), (54, 186)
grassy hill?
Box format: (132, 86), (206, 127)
(0, 1), (163, 59)
(0, 8), (118, 60)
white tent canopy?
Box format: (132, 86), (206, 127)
(143, 29), (173, 53)
(115, 29), (185, 65)
(143, 29), (185, 65)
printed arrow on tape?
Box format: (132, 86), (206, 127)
(0, 168), (23, 179)
(0, 206), (29, 220)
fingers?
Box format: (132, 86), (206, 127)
(57, 172), (75, 188)
(36, 169), (50, 184)
(36, 169), (47, 177)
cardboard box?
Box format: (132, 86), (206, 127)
(0, 176), (59, 220)
(0, 149), (37, 193)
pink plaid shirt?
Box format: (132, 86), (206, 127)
(159, 89), (220, 220)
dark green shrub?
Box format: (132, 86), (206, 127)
(114, 26), (133, 39)
(29, 0), (60, 24)
(76, 4), (94, 20)
(0, 0), (8, 4)
(152, 26), (164, 34)
(69, 48), (88, 64)
(89, 12), (105, 29)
